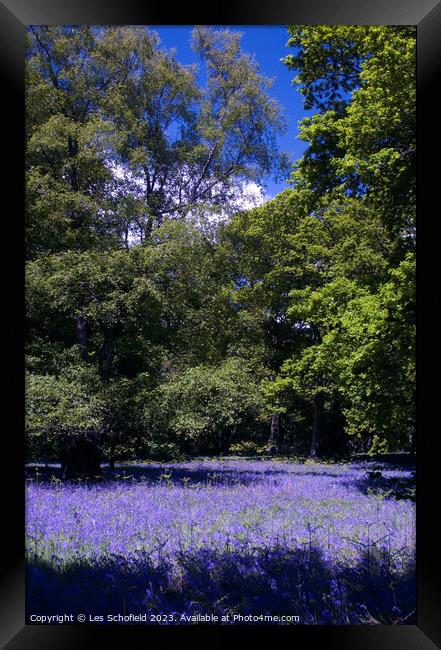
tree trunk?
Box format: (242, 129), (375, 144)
(99, 328), (113, 379)
(221, 426), (235, 455)
(74, 315), (88, 360)
(267, 412), (281, 455)
(43, 431), (49, 469)
(409, 430), (416, 455)
(67, 135), (79, 190)
(109, 432), (116, 470)
(67, 135), (83, 230)
(217, 429), (224, 456)
(310, 395), (322, 459)
(60, 435), (102, 480)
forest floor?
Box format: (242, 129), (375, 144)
(25, 457), (416, 625)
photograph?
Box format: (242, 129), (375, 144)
(22, 23), (418, 628)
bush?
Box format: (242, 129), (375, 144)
(228, 440), (266, 456)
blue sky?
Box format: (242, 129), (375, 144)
(151, 25), (312, 199)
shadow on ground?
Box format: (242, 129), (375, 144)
(25, 457), (416, 501)
(345, 474), (416, 501)
(26, 544), (415, 625)
(26, 462), (292, 486)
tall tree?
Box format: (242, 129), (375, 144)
(26, 27), (118, 257)
(26, 26), (289, 254)
(283, 26), (416, 251)
(277, 25), (416, 455)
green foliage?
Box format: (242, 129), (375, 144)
(26, 26), (288, 256)
(144, 358), (265, 453)
(25, 26), (415, 466)
(26, 364), (104, 450)
(283, 26), (415, 247)
(329, 255), (416, 451)
(26, 27), (117, 256)
(228, 440), (267, 456)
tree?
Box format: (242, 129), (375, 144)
(279, 224), (414, 456)
(283, 26), (415, 251)
(221, 188), (395, 456)
(144, 358), (265, 455)
(26, 220), (245, 465)
(327, 255), (416, 452)
(25, 364), (104, 478)
(26, 26), (289, 254)
(26, 26), (118, 257)
(267, 25), (416, 456)
(282, 276), (363, 458)
(220, 190), (310, 452)
(223, 178), (413, 457)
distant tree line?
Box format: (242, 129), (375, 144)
(25, 26), (415, 477)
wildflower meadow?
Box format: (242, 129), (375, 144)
(26, 458), (416, 624)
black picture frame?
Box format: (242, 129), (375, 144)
(1, 1), (438, 647)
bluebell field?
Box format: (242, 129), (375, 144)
(26, 459), (416, 625)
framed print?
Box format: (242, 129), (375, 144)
(1, 0), (439, 647)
